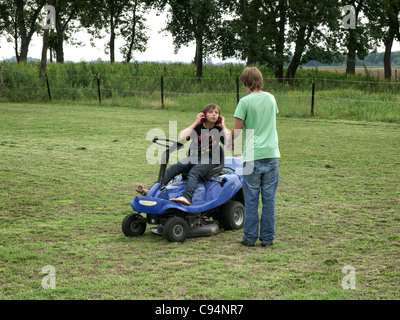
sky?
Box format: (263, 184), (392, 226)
(0, 8), (399, 64)
(0, 10), (237, 63)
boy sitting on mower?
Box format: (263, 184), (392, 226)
(138, 103), (231, 206)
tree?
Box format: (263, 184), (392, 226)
(216, 0), (342, 83)
(216, 0), (290, 81)
(81, 0), (149, 63)
(0, 4), (7, 38)
(284, 0), (342, 84)
(155, 0), (223, 79)
(51, 0), (84, 63)
(338, 0), (374, 74)
(119, 0), (150, 63)
(215, 0), (264, 66)
(0, 0), (45, 62)
(365, 0), (400, 79)
(81, 0), (125, 63)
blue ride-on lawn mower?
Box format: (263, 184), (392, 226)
(122, 138), (245, 243)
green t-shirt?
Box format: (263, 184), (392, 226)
(233, 92), (280, 162)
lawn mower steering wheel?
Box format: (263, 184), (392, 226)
(152, 138), (184, 151)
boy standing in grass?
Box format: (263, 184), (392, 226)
(230, 67), (280, 247)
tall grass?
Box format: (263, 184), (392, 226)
(0, 61), (399, 123)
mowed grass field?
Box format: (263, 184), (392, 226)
(0, 102), (399, 300)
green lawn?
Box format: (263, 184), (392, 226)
(0, 102), (399, 300)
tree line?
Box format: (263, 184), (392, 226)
(0, 0), (399, 81)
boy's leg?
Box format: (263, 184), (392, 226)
(163, 159), (193, 186)
(259, 158), (279, 243)
(242, 161), (261, 244)
(180, 163), (216, 204)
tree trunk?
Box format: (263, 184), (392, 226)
(13, 12), (20, 62)
(125, 0), (138, 63)
(40, 29), (50, 77)
(16, 0), (28, 62)
(346, 47), (356, 74)
(56, 31), (64, 63)
(345, 4), (358, 75)
(195, 36), (203, 81)
(110, 15), (115, 64)
(285, 53), (301, 85)
(246, 56), (256, 66)
(245, 8), (258, 66)
(274, 0), (286, 83)
(15, 0), (44, 62)
(285, 25), (307, 85)
(384, 38), (393, 80)
(55, 8), (64, 63)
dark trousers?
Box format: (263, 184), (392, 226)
(163, 156), (218, 203)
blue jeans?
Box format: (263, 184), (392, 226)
(242, 158), (279, 243)
(163, 156), (217, 204)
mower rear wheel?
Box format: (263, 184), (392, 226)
(220, 200), (244, 230)
(122, 213), (146, 237)
(163, 217), (189, 242)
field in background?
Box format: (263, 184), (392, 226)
(315, 67), (400, 79)
(1, 102), (399, 300)
(1, 62), (399, 124)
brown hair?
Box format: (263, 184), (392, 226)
(239, 67), (263, 91)
(202, 103), (221, 115)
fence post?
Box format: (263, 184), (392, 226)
(311, 76), (315, 116)
(236, 75), (239, 104)
(45, 74), (52, 100)
(96, 73), (101, 104)
(161, 75), (164, 109)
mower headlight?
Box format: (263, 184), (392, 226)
(139, 200), (157, 206)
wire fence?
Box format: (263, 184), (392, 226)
(0, 64), (399, 122)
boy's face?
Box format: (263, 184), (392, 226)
(206, 108), (220, 123)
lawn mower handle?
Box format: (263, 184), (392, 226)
(152, 137), (184, 152)
(153, 138), (184, 187)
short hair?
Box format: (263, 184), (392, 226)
(239, 67), (263, 91)
(202, 103), (221, 115)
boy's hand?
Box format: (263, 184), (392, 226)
(195, 112), (205, 124)
(217, 115), (225, 128)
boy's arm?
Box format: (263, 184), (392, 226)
(231, 118), (244, 138)
(179, 113), (203, 141)
(227, 118), (244, 150)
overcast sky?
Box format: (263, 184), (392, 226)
(0, 9), (398, 63)
(0, 10), (237, 63)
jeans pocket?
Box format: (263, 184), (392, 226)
(243, 161), (256, 176)
(265, 158), (279, 167)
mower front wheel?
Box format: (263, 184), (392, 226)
(122, 213), (146, 237)
(163, 217), (189, 242)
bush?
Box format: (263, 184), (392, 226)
(0, 61), (398, 123)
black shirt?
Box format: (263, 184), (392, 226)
(188, 123), (225, 159)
